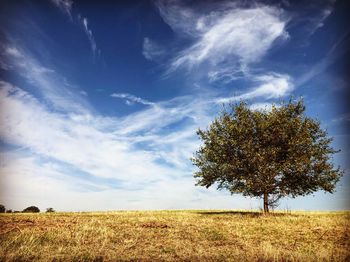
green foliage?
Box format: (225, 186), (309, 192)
(0, 204), (5, 213)
(23, 206), (40, 213)
(192, 99), (343, 212)
(46, 208), (55, 213)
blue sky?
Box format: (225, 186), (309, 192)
(0, 0), (349, 211)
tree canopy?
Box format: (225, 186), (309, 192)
(22, 206), (40, 213)
(192, 100), (343, 212)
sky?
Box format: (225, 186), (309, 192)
(0, 0), (349, 212)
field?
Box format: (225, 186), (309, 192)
(0, 210), (349, 261)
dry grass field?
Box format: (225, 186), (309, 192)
(0, 210), (349, 261)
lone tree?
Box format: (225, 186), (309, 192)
(192, 100), (343, 213)
(46, 208), (55, 213)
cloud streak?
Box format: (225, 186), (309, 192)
(78, 16), (98, 56)
(49, 0), (99, 56)
(49, 0), (73, 18)
(0, 43), (91, 113)
(111, 93), (155, 106)
(216, 73), (293, 103)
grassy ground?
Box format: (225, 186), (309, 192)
(0, 210), (349, 261)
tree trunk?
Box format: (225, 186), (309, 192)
(263, 192), (269, 213)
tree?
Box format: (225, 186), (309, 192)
(22, 206), (40, 213)
(191, 100), (343, 213)
(0, 204), (5, 213)
(46, 208), (55, 213)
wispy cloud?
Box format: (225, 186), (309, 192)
(49, 0), (73, 18)
(332, 112), (350, 123)
(0, 81), (172, 183)
(4, 46), (23, 58)
(172, 7), (287, 69)
(309, 6), (333, 35)
(0, 43), (90, 113)
(111, 93), (155, 106)
(216, 73), (293, 103)
(156, 1), (289, 81)
(49, 0), (99, 56)
(208, 65), (246, 83)
(152, 0), (295, 106)
(112, 95), (213, 136)
(294, 29), (349, 89)
(155, 0), (202, 38)
(142, 37), (164, 61)
(78, 16), (98, 56)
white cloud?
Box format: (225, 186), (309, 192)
(309, 7), (333, 35)
(78, 16), (98, 56)
(112, 95), (213, 136)
(248, 74), (294, 99)
(174, 8), (287, 68)
(217, 73), (293, 103)
(50, 0), (73, 18)
(156, 0), (202, 38)
(111, 93), (155, 106)
(153, 1), (295, 107)
(0, 81), (172, 182)
(0, 46), (20, 70)
(142, 37), (164, 61)
(80, 90), (88, 96)
(5, 46), (23, 58)
(208, 65), (246, 83)
(0, 44), (90, 113)
(157, 1), (289, 80)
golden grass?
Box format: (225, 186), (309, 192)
(0, 210), (349, 261)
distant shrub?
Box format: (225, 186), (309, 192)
(0, 204), (5, 213)
(6, 209), (13, 213)
(46, 208), (55, 213)
(23, 206), (40, 213)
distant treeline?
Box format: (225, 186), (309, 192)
(0, 204), (55, 213)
